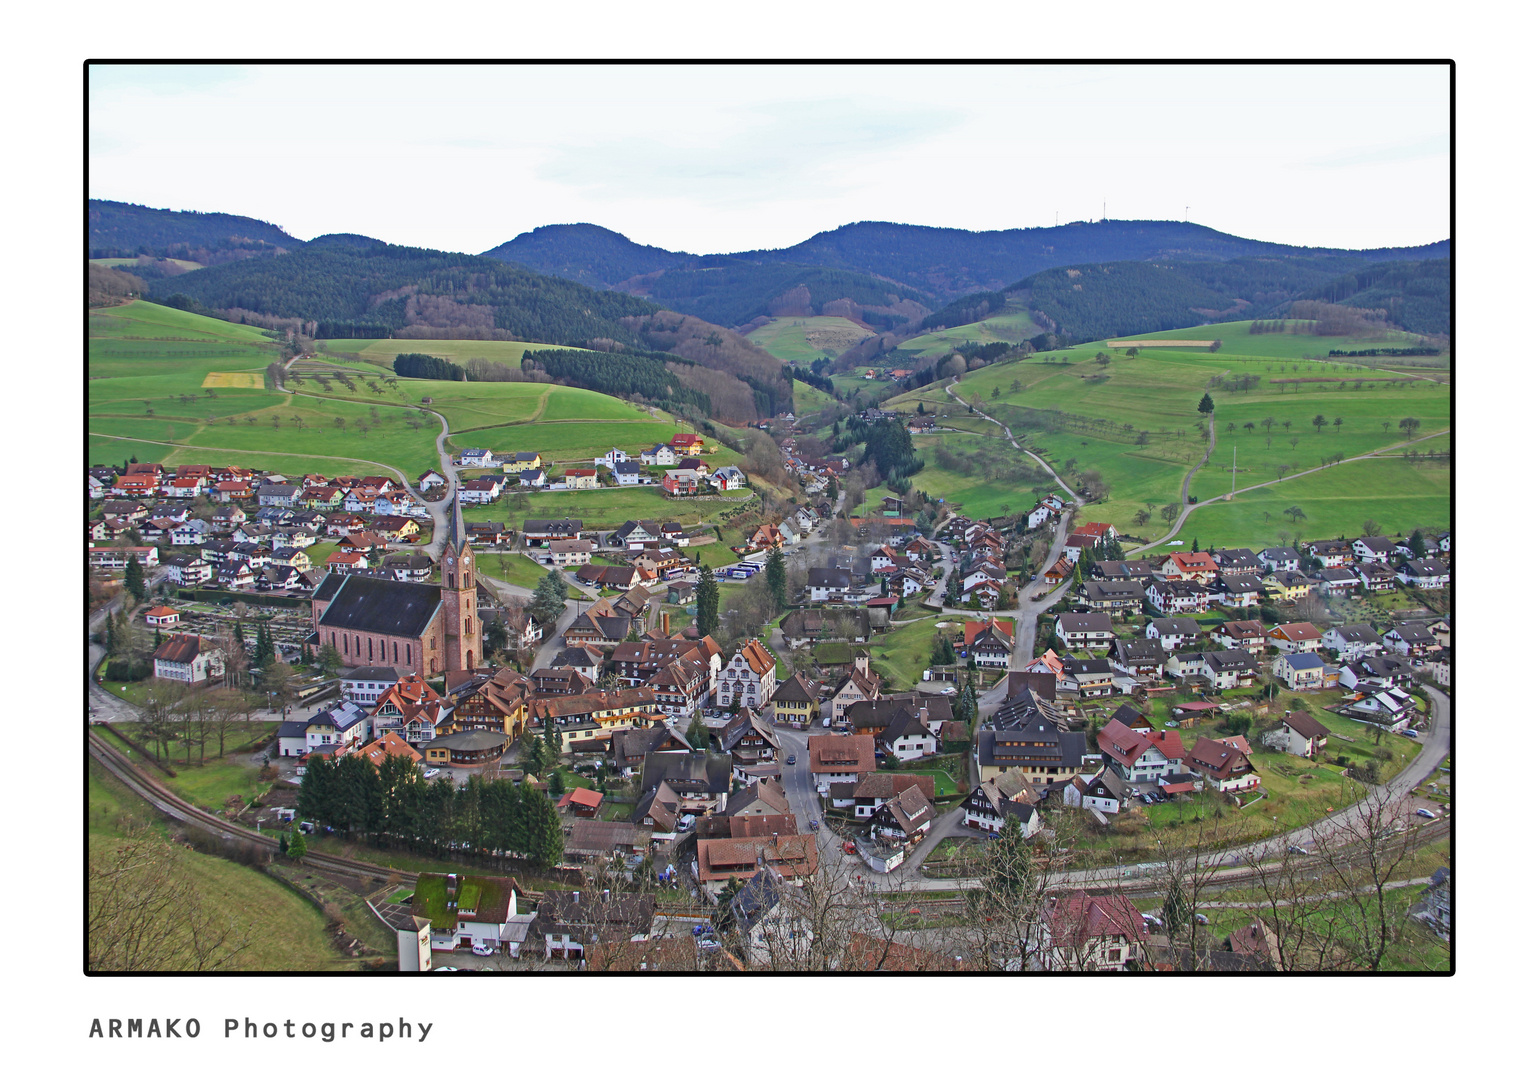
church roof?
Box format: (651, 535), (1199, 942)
(317, 575), (441, 639)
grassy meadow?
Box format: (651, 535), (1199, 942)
(745, 316), (874, 362)
(882, 319), (1451, 542)
(323, 337), (585, 368)
(898, 309), (1041, 358)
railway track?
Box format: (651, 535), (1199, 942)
(89, 730), (419, 887)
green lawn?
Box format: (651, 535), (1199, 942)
(897, 309), (1041, 358)
(864, 616), (943, 690)
(324, 337), (586, 368)
(482, 551), (552, 590)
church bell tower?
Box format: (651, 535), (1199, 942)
(440, 495), (480, 672)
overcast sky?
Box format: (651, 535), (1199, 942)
(89, 63), (1449, 256)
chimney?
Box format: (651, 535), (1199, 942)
(573, 891), (580, 904)
(603, 889), (611, 902)
(662, 610), (670, 637)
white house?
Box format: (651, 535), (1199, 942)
(715, 639), (777, 710)
(414, 874), (532, 955)
(1322, 624), (1384, 661)
(613, 462), (643, 486)
(640, 444), (678, 466)
(1065, 768), (1127, 815)
(151, 633), (225, 685)
(456, 448), (495, 468)
(1274, 651), (1327, 690)
(1396, 559), (1450, 590)
(596, 448), (629, 468)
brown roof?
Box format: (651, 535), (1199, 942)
(808, 733), (876, 774)
(695, 834), (819, 883)
(1272, 621), (1322, 641)
(152, 633), (209, 663)
(1282, 710), (1331, 740)
(1186, 736), (1257, 781)
(840, 932), (971, 972)
(356, 732), (423, 766)
(852, 772), (936, 802)
(1047, 890), (1146, 944)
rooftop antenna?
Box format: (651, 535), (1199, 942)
(1185, 206), (1190, 222)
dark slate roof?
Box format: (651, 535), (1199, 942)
(317, 575), (441, 638)
(312, 572), (346, 602)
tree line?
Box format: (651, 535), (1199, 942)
(297, 755), (566, 869)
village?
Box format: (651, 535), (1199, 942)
(88, 417), (1451, 971)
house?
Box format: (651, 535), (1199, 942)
(780, 607), (870, 649)
(1212, 620), (1266, 651)
(1273, 650), (1328, 690)
(728, 867), (814, 970)
(143, 605), (180, 628)
(640, 444), (678, 467)
(807, 566), (856, 603)
(709, 465), (748, 492)
(1338, 654), (1415, 691)
(1215, 573), (1263, 609)
(596, 448), (629, 468)
(1316, 566), (1362, 596)
(1262, 570), (1315, 603)
(151, 634), (225, 685)
(341, 666), (402, 706)
(1351, 536), (1397, 563)
(977, 688), (1087, 784)
(1043, 891), (1147, 972)
(1065, 767), (1128, 815)
(300, 700), (372, 755)
(416, 469), (447, 491)
(535, 890), (656, 961)
(546, 538), (597, 567)
(1146, 617), (1202, 653)
(1257, 546), (1301, 572)
(876, 706), (937, 762)
(371, 674), (453, 745)
(1269, 622), (1322, 653)
(1322, 624), (1384, 661)
(1146, 577), (1213, 613)
(808, 733), (877, 794)
(1055, 612), (1115, 651)
(1262, 710), (1330, 759)
(1080, 579), (1146, 614)
(1096, 719), (1186, 784)
(1344, 690), (1413, 729)
(715, 639), (777, 710)
(1304, 539), (1352, 568)
(508, 452), (544, 472)
(1165, 649), (1260, 691)
(522, 518), (583, 546)
(561, 468), (599, 490)
(694, 834), (818, 898)
(1356, 563), (1398, 592)
(961, 773), (1043, 837)
(868, 785), (936, 843)
(769, 673), (822, 726)
(1110, 638), (1167, 683)
(1409, 868), (1451, 941)
(455, 448), (495, 468)
(965, 619), (1016, 668)
(1185, 736), (1260, 793)
(1396, 559), (1450, 590)
(825, 657), (882, 725)
(1383, 622), (1438, 658)
(612, 461), (642, 486)
(1163, 551), (1219, 583)
(162, 555), (213, 587)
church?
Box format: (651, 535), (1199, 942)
(310, 499), (482, 676)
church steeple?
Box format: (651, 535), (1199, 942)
(440, 494), (479, 670)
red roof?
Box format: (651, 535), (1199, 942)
(1073, 521), (1113, 537)
(557, 787), (604, 811)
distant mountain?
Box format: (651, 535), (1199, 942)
(1292, 259), (1451, 336)
(733, 219), (1449, 301)
(88, 199), (303, 262)
(481, 223), (690, 290)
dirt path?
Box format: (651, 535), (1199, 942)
(944, 380), (1081, 503)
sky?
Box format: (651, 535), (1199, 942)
(87, 63), (1450, 256)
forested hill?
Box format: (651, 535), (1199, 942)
(732, 219), (1450, 301)
(89, 199), (304, 262)
(1012, 254), (1452, 342)
(148, 243), (664, 343)
(481, 223), (690, 289)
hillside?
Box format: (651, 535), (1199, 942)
(481, 223), (690, 289)
(148, 242), (663, 343)
(619, 259), (935, 330)
(88, 199), (303, 262)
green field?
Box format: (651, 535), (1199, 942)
(481, 551), (553, 590)
(323, 337), (586, 368)
(883, 321), (1450, 541)
(464, 486), (747, 530)
(92, 257), (204, 271)
(898, 309), (1041, 358)
(864, 616), (943, 690)
(745, 316), (874, 362)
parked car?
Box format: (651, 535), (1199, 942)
(1402, 729), (1420, 739)
(786, 754), (796, 765)
(1416, 808), (1437, 819)
(471, 943), (495, 957)
(1193, 913), (1209, 925)
(1288, 845), (1311, 856)
(842, 841), (856, 854)
(1142, 913), (1164, 928)
(942, 685), (957, 695)
(423, 768), (441, 779)
(810, 820), (820, 831)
